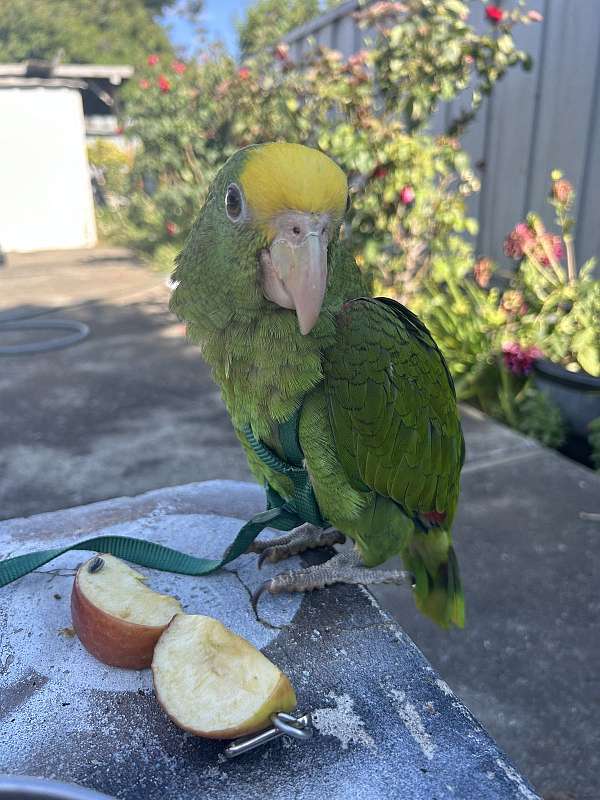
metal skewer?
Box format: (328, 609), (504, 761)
(224, 711), (313, 759)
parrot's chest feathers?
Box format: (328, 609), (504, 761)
(202, 312), (332, 439)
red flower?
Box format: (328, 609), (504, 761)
(139, 78), (150, 90)
(166, 221), (177, 237)
(504, 222), (534, 260)
(372, 165), (388, 180)
(274, 44), (289, 62)
(238, 67), (251, 80)
(502, 342), (542, 376)
(485, 5), (504, 23)
(147, 54), (160, 66)
(158, 75), (171, 93)
(115, 125), (124, 135)
(172, 60), (186, 75)
(399, 185), (415, 205)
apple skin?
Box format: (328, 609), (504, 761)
(153, 667), (296, 740)
(71, 570), (171, 669)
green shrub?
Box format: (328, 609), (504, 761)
(104, 0), (536, 295)
(420, 171), (599, 453)
(87, 139), (133, 200)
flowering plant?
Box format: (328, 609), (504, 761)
(101, 0), (537, 290)
(420, 171), (599, 451)
(503, 171), (599, 378)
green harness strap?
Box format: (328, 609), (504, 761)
(0, 409), (325, 590)
(243, 413), (325, 529)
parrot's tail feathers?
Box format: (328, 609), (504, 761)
(445, 546), (465, 628)
(404, 536), (465, 629)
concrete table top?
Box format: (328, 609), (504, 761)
(0, 480), (540, 800)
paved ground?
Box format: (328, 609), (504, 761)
(0, 248), (252, 520)
(1, 248), (599, 799)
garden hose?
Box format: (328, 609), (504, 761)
(0, 277), (170, 356)
(0, 307), (90, 355)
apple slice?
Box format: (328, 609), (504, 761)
(152, 614), (296, 739)
(71, 553), (183, 669)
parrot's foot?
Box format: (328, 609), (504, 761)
(252, 550), (414, 611)
(248, 523), (345, 568)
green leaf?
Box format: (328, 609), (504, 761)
(465, 218), (478, 236)
(578, 346), (600, 377)
(445, 0), (468, 16)
(497, 35), (514, 55)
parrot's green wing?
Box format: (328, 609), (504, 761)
(323, 297), (465, 627)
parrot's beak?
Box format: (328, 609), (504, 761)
(261, 211), (329, 335)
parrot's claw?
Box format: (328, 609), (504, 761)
(252, 550), (414, 611)
(249, 523), (345, 568)
(251, 581), (272, 616)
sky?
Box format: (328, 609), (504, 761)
(160, 0), (254, 57)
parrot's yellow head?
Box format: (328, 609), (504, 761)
(172, 142), (359, 339)
(238, 142), (348, 232)
(234, 143), (349, 334)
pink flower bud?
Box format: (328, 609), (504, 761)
(147, 54), (160, 66)
(504, 222), (534, 260)
(399, 185), (415, 205)
(473, 258), (492, 288)
(552, 178), (573, 204)
(502, 342), (542, 375)
(274, 44), (289, 62)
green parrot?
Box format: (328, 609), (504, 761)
(170, 142), (465, 628)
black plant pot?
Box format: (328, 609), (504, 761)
(533, 358), (600, 437)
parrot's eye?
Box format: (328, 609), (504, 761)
(225, 184), (244, 222)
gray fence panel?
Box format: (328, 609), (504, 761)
(335, 13), (358, 56)
(477, 4), (546, 259)
(444, 1), (490, 247)
(577, 38), (600, 267)
(525, 1), (600, 246)
(285, 0), (600, 268)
